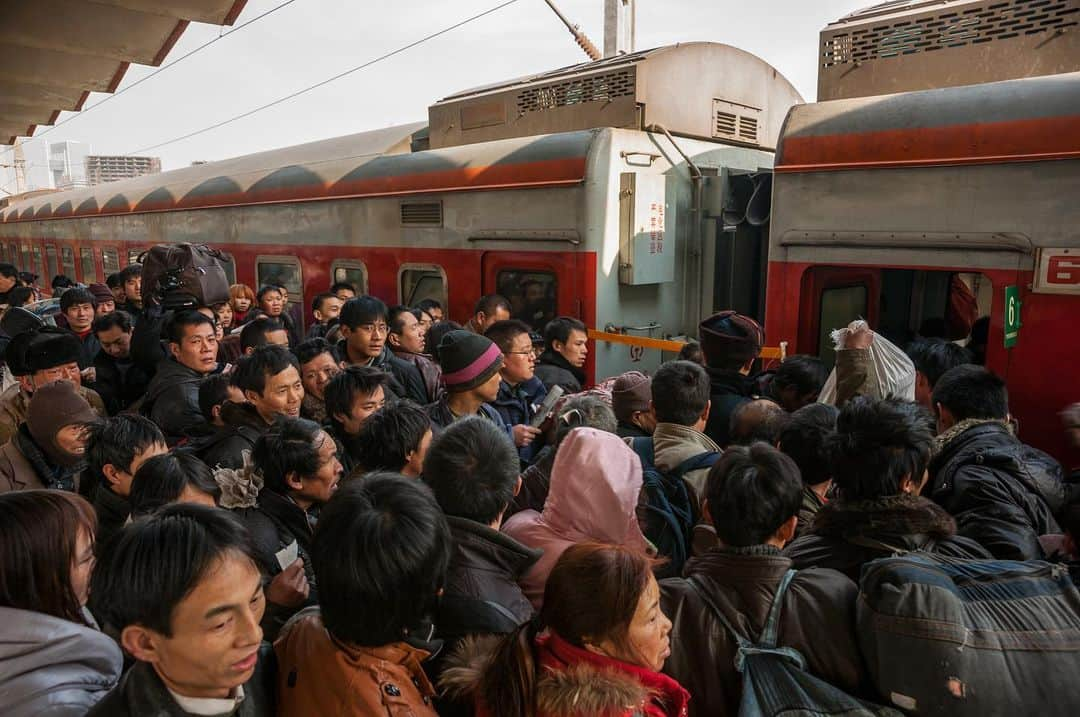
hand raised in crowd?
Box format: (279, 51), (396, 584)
(265, 558), (309, 608)
(512, 424), (541, 447)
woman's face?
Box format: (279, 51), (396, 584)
(232, 295), (251, 313)
(596, 573), (672, 672)
(215, 303), (233, 329)
(70, 527), (95, 606)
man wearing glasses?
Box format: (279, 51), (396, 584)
(485, 319), (545, 465)
(337, 296), (427, 406)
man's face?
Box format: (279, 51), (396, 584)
(260, 290), (283, 317)
(427, 306), (444, 323)
(416, 310), (433, 335)
(124, 276), (141, 302)
(391, 311), (425, 354)
(474, 369), (503, 403)
(111, 285), (126, 304)
(338, 384), (385, 435)
(0, 274), (15, 293)
(126, 553), (265, 699)
(247, 365), (304, 423)
(501, 332), (536, 385)
(556, 329), (589, 368)
(335, 288), (356, 302)
(300, 352), (340, 401)
(292, 431), (342, 506)
(95, 299), (115, 317)
(65, 302), (95, 332)
(171, 323), (218, 374)
(33, 362), (82, 389)
(264, 329), (290, 348)
(478, 306), (510, 333)
(55, 423), (91, 458)
(108, 440), (169, 497)
(342, 318), (387, 362)
(315, 297), (342, 323)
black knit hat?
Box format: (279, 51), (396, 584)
(25, 332), (82, 373)
(699, 311), (764, 367)
(437, 330), (504, 392)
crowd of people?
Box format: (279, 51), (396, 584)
(0, 258), (1078, 717)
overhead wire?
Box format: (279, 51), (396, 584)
(120, 0), (524, 156)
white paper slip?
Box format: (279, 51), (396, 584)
(275, 540), (299, 571)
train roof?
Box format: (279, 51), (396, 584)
(776, 70), (1080, 172)
(0, 122), (597, 224)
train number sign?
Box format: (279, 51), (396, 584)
(1033, 248), (1080, 295)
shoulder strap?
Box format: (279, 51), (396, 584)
(671, 450), (722, 480)
(687, 575), (752, 649)
(758, 569), (797, 649)
(630, 437), (655, 467)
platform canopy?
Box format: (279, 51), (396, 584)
(0, 0), (248, 145)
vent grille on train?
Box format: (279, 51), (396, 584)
(516, 68), (636, 114)
(400, 201), (443, 227)
(822, 0), (1080, 68)
(713, 100), (761, 143)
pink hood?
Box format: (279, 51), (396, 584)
(503, 427), (648, 609)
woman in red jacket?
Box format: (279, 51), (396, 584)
(442, 542), (688, 717)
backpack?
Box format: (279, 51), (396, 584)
(139, 243), (233, 309)
(690, 570), (901, 717)
(630, 437), (717, 578)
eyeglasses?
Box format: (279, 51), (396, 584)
(505, 349), (537, 358)
(357, 323), (389, 335)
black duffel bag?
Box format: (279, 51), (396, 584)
(139, 243), (232, 309)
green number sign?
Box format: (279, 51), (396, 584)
(1004, 285), (1021, 349)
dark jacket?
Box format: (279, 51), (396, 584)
(197, 402), (269, 471)
(660, 547), (868, 717)
(337, 341), (427, 406)
(783, 494), (993, 581)
(92, 350), (151, 415)
(87, 650), (275, 717)
(425, 396), (508, 434)
(142, 358), (212, 444)
(436, 515), (540, 643)
(616, 421), (651, 439)
(505, 445), (556, 518)
(73, 330), (101, 369)
(0, 424), (84, 493)
(928, 420), (1065, 561)
(279, 310), (302, 348)
(533, 350), (584, 394)
(795, 486), (826, 539)
(703, 367), (756, 447)
(91, 484), (130, 553)
(490, 377), (547, 464)
(393, 349), (444, 404)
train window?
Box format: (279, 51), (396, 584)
(127, 248), (145, 266)
(32, 247), (43, 281)
(877, 269), (991, 349)
(220, 256), (236, 285)
(256, 256), (303, 303)
(61, 247), (76, 280)
(496, 269), (557, 331)
(101, 248), (120, 275)
(80, 248), (96, 283)
(817, 285), (867, 367)
(9, 243), (18, 269)
(45, 245), (59, 281)
(21, 246), (30, 274)
(331, 261), (368, 295)
(398, 264), (446, 308)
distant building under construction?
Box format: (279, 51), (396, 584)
(85, 155), (161, 185)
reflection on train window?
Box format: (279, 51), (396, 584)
(80, 248), (96, 283)
(101, 248), (120, 275)
(61, 247), (76, 281)
(817, 285), (867, 368)
(257, 257), (303, 301)
(46, 245), (59, 280)
(32, 247), (43, 279)
(399, 264), (446, 308)
(127, 248), (144, 266)
(496, 269), (557, 331)
(21, 246), (31, 274)
(332, 261), (368, 295)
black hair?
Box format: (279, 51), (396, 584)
(59, 287), (96, 312)
(164, 310), (214, 344)
(543, 316), (587, 349)
(105, 272), (122, 289)
(772, 355), (828, 399)
(677, 341), (704, 365)
(329, 281), (356, 296)
(198, 373), (236, 422)
(312, 474), (450, 646)
(473, 294), (511, 317)
(427, 320), (462, 362)
(129, 453), (221, 516)
(415, 298), (442, 313)
(7, 286), (34, 308)
(256, 285), (282, 303)
(294, 337), (336, 367)
(411, 307), (431, 324)
(651, 360), (710, 425)
(91, 310), (132, 335)
(339, 295), (387, 329)
(88, 503), (258, 636)
(421, 417), (518, 524)
(311, 292), (337, 315)
(705, 443), (803, 547)
(778, 403), (838, 488)
(252, 417), (327, 495)
(0, 263), (17, 279)
(117, 264), (141, 283)
(324, 365), (388, 430)
(485, 319), (532, 353)
(239, 317), (286, 352)
(907, 338), (975, 389)
(931, 364), (1008, 421)
(729, 399), (788, 446)
(232, 345), (298, 396)
(52, 275), (76, 291)
(829, 396), (935, 501)
(83, 416), (165, 498)
(387, 304), (414, 335)
(350, 402), (431, 474)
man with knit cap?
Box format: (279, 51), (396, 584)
(0, 380), (97, 492)
(426, 330), (511, 433)
(698, 311), (764, 447)
(0, 329), (107, 446)
(88, 283), (116, 316)
(612, 370), (655, 439)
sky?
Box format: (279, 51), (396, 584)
(2, 0), (866, 185)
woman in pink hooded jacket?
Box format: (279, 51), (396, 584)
(503, 426), (650, 610)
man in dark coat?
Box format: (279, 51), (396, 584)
(323, 366), (389, 475)
(91, 311), (151, 415)
(928, 365), (1073, 560)
(337, 295), (426, 405)
(661, 443), (868, 717)
(425, 330), (509, 435)
(59, 287), (101, 369)
(699, 311), (763, 447)
(485, 319), (545, 464)
(784, 396), (991, 581)
(388, 304), (442, 404)
(533, 316), (588, 394)
(611, 370), (655, 439)
(141, 311), (219, 444)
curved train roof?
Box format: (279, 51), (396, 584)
(1, 122), (596, 224)
(776, 70), (1080, 172)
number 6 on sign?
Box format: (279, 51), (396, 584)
(1004, 285), (1021, 349)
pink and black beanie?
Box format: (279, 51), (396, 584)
(437, 330), (504, 392)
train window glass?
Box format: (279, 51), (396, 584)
(45, 245), (59, 281)
(61, 247), (76, 280)
(496, 269), (557, 331)
(9, 244), (19, 269)
(256, 256), (303, 305)
(220, 256), (236, 285)
(101, 248), (120, 275)
(127, 248), (144, 266)
(80, 248), (96, 283)
(817, 284), (867, 367)
(331, 261), (368, 295)
(877, 269), (991, 349)
(32, 247), (43, 280)
(21, 246), (30, 274)
(398, 264), (446, 308)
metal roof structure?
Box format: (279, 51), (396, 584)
(1, 0), (249, 145)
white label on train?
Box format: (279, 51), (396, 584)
(1033, 248), (1080, 295)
